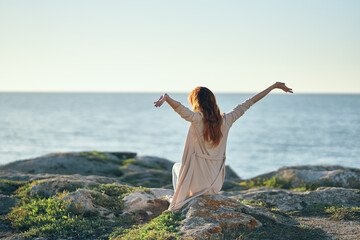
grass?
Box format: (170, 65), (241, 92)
(325, 206), (360, 221)
(5, 191), (115, 239)
(289, 204), (360, 221)
(4, 182), (146, 239)
(109, 211), (185, 240)
(237, 176), (343, 191)
(238, 176), (293, 190)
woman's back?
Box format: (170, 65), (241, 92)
(153, 83), (293, 211)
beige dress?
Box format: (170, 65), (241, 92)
(168, 98), (254, 211)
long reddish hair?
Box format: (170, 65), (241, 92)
(189, 87), (223, 147)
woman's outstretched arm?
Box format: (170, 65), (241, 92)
(251, 82), (293, 103)
(154, 93), (201, 122)
(154, 93), (180, 109)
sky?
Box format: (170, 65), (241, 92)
(0, 0), (359, 93)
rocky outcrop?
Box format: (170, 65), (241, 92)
(0, 151), (136, 177)
(29, 175), (122, 197)
(224, 187), (360, 212)
(253, 165), (360, 189)
(177, 194), (298, 239)
(0, 151), (243, 190)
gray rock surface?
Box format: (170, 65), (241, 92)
(177, 194), (299, 239)
(0, 194), (18, 215)
(123, 188), (172, 219)
(224, 187), (360, 212)
(29, 175), (122, 197)
(0, 151), (243, 190)
(0, 151), (136, 177)
(253, 165), (360, 189)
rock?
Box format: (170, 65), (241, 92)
(119, 169), (172, 188)
(225, 165), (242, 181)
(177, 194), (299, 239)
(29, 175), (122, 197)
(253, 165), (360, 189)
(135, 156), (174, 171)
(225, 187), (360, 212)
(0, 194), (19, 215)
(30, 175), (103, 197)
(61, 189), (113, 218)
(221, 166), (246, 192)
(0, 152), (179, 189)
(123, 188), (172, 219)
(0, 151), (136, 177)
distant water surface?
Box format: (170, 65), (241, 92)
(0, 93), (359, 178)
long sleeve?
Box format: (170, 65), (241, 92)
(172, 102), (202, 123)
(224, 99), (254, 126)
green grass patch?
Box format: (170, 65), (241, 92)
(109, 211), (184, 240)
(290, 204), (360, 221)
(4, 182), (143, 239)
(91, 183), (135, 197)
(325, 205), (360, 221)
(5, 191), (114, 239)
(238, 176), (293, 190)
(81, 151), (123, 164)
(237, 176), (340, 191)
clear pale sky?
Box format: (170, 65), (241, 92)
(0, 0), (359, 93)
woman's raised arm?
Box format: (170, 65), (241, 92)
(154, 93), (181, 109)
(251, 82), (293, 104)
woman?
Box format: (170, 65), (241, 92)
(154, 82), (293, 211)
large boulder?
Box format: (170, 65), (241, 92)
(225, 187), (360, 212)
(0, 151), (136, 177)
(29, 175), (122, 197)
(177, 194), (299, 239)
(253, 165), (360, 189)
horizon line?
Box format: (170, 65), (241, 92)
(0, 90), (359, 95)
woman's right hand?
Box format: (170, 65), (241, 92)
(154, 94), (168, 107)
(274, 82), (293, 93)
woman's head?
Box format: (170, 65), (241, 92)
(189, 87), (223, 147)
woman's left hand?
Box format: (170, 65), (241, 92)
(154, 94), (168, 107)
(275, 82), (293, 93)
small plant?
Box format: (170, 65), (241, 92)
(238, 176), (293, 190)
(325, 206), (360, 221)
(294, 204), (360, 221)
(92, 183), (135, 198)
(110, 211), (185, 240)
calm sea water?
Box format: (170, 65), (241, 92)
(0, 93), (359, 179)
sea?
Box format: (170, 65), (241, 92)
(0, 92), (359, 179)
